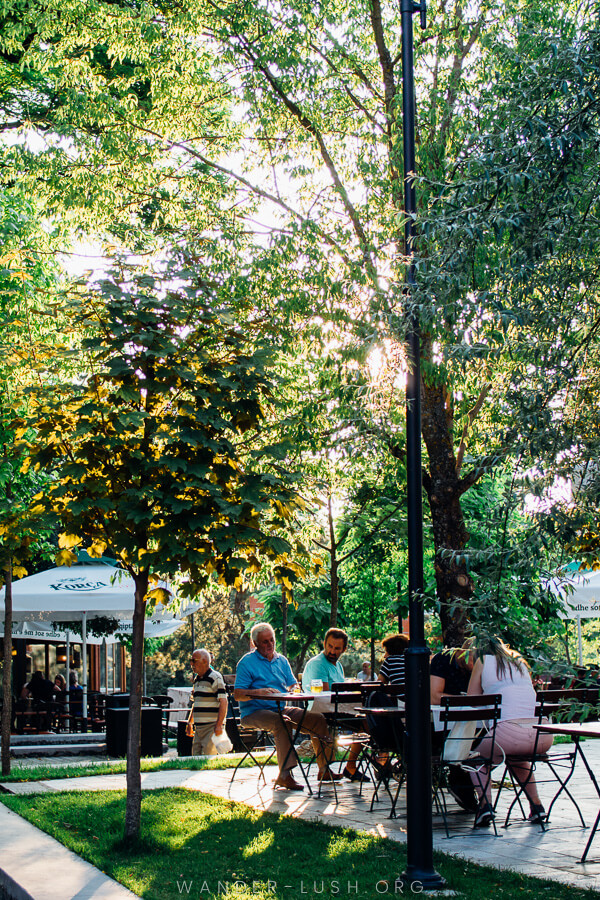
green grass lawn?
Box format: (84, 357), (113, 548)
(0, 754), (274, 783)
(2, 788), (598, 900)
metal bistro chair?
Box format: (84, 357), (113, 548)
(225, 684), (276, 783)
(433, 693), (502, 837)
(329, 681), (371, 774)
(151, 694), (174, 743)
(361, 684), (406, 817)
(86, 692), (107, 733)
(310, 682), (370, 802)
(500, 687), (596, 830)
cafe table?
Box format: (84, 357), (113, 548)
(308, 690), (367, 718)
(167, 686), (192, 723)
(535, 721), (600, 863)
(241, 690), (321, 793)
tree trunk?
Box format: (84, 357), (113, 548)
(281, 584), (287, 658)
(370, 570), (376, 676)
(1, 559), (12, 777)
(124, 570), (148, 841)
(421, 377), (473, 646)
(328, 496), (339, 627)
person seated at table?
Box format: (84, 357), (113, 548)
(302, 628), (370, 783)
(19, 671), (55, 731)
(467, 636), (553, 828)
(235, 622), (341, 790)
(364, 634), (409, 778)
(429, 642), (478, 814)
(68, 671), (84, 719)
(430, 643), (473, 703)
(356, 661), (371, 682)
(185, 648), (228, 756)
(47, 673), (68, 730)
(378, 633), (409, 689)
(302, 628), (348, 692)
(53, 674), (67, 700)
(20, 670), (55, 703)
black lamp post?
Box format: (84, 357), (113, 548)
(399, 0), (445, 889)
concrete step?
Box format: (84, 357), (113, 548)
(11, 741), (107, 757)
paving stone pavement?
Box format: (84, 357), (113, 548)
(2, 742), (600, 896)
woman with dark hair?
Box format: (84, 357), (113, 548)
(467, 636), (552, 828)
(367, 633), (409, 779)
(378, 633), (409, 689)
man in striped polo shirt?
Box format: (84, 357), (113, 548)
(185, 648), (228, 756)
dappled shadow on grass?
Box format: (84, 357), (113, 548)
(2, 789), (599, 900)
(2, 788), (404, 899)
(118, 790), (402, 898)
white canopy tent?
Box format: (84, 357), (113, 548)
(0, 618), (185, 643)
(552, 567), (600, 664)
(0, 560), (198, 715)
(0, 561), (189, 622)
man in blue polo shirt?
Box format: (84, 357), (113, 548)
(235, 622), (340, 790)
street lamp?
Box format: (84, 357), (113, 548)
(400, 0), (446, 889)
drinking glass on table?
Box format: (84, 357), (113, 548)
(310, 679), (323, 693)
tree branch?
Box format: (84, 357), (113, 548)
(338, 500), (406, 564)
(455, 383), (491, 476)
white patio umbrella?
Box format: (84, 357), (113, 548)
(0, 561), (188, 621)
(0, 559), (198, 714)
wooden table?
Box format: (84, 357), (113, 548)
(535, 721), (600, 863)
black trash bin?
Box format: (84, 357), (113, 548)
(105, 692), (130, 708)
(106, 706), (164, 757)
(177, 719), (193, 756)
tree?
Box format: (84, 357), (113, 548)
(16, 255), (306, 838)
(0, 0), (240, 251)
(253, 580), (333, 674)
(4, 0), (599, 654)
(189, 0), (600, 643)
(0, 190), (63, 774)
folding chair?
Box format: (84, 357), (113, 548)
(308, 683), (370, 802)
(433, 694), (502, 837)
(86, 692), (107, 732)
(151, 694), (173, 743)
(328, 682), (370, 774)
(360, 683), (405, 705)
(225, 684), (276, 783)
(360, 685), (406, 817)
(501, 688), (593, 830)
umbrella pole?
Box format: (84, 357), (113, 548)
(65, 631), (70, 717)
(82, 613), (88, 728)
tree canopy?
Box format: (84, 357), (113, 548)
(13, 255), (307, 836)
(1, 0), (599, 676)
